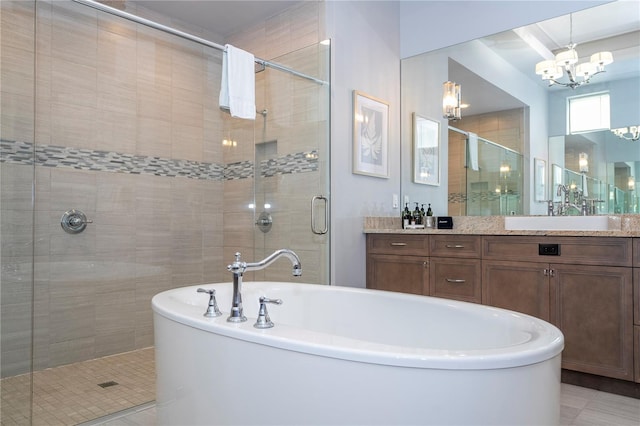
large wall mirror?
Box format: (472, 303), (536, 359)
(401, 1), (640, 216)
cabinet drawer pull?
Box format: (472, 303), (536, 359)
(445, 278), (466, 283)
(390, 242), (407, 246)
(445, 244), (465, 248)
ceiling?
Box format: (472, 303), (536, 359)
(448, 1), (640, 116)
(132, 0), (301, 39)
(480, 1), (640, 88)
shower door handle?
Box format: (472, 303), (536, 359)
(311, 195), (328, 235)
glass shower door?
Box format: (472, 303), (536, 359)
(1, 1), (35, 424)
(251, 42), (331, 284)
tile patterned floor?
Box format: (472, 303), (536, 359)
(1, 348), (155, 425)
(561, 383), (640, 425)
(2, 347), (639, 425)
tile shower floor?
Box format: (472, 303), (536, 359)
(1, 347), (155, 425)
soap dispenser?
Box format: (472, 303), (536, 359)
(413, 203), (422, 225)
(426, 203), (434, 228)
(402, 203), (411, 229)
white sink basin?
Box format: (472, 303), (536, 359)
(504, 216), (613, 231)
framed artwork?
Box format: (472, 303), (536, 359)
(413, 113), (440, 185)
(352, 90), (389, 178)
(534, 157), (547, 202)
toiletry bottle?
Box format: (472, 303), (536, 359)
(426, 203), (434, 228)
(402, 203), (411, 229)
(420, 204), (426, 224)
(413, 203), (421, 225)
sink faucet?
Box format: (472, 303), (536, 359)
(226, 249), (302, 323)
(556, 184), (587, 216)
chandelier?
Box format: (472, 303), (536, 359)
(535, 14), (613, 89)
(611, 126), (640, 141)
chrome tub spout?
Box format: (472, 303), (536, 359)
(226, 249), (302, 322)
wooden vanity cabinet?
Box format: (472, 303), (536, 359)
(482, 236), (634, 381)
(366, 234), (482, 302)
(366, 234), (428, 295)
(429, 235), (481, 303)
(367, 233), (636, 382)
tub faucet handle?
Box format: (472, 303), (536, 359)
(197, 288), (223, 318)
(254, 296), (283, 329)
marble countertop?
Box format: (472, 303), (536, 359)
(363, 215), (640, 237)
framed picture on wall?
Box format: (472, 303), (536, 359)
(352, 90), (389, 178)
(412, 113), (440, 186)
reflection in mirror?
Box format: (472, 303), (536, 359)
(401, 0), (640, 215)
(551, 130), (640, 214)
(412, 114), (440, 186)
(448, 126), (524, 216)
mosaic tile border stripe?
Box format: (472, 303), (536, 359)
(1, 140), (318, 180)
(448, 191), (521, 204)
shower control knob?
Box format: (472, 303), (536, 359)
(60, 209), (93, 234)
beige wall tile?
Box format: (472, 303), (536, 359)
(1, 0), (327, 375)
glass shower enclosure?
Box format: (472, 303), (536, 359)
(448, 127), (524, 216)
(0, 0), (330, 423)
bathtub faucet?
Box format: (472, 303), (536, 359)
(226, 249), (302, 323)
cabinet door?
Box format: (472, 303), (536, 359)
(429, 258), (481, 303)
(482, 260), (550, 321)
(550, 264), (634, 380)
(366, 254), (427, 295)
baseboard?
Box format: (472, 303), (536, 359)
(562, 369), (640, 399)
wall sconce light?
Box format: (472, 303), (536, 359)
(442, 81), (461, 121)
(611, 126), (639, 141)
(578, 152), (588, 173)
(629, 176), (635, 190)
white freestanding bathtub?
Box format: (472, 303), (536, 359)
(152, 282), (564, 425)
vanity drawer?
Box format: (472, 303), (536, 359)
(367, 234), (429, 256)
(482, 236), (632, 267)
(429, 258), (481, 303)
(430, 235), (481, 258)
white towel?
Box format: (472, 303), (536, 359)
(468, 132), (479, 171)
(219, 44), (256, 120)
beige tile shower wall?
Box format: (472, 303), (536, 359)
(0, 0), (228, 374)
(1, 0), (36, 381)
(223, 2), (328, 281)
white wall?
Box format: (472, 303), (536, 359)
(325, 1), (401, 287)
